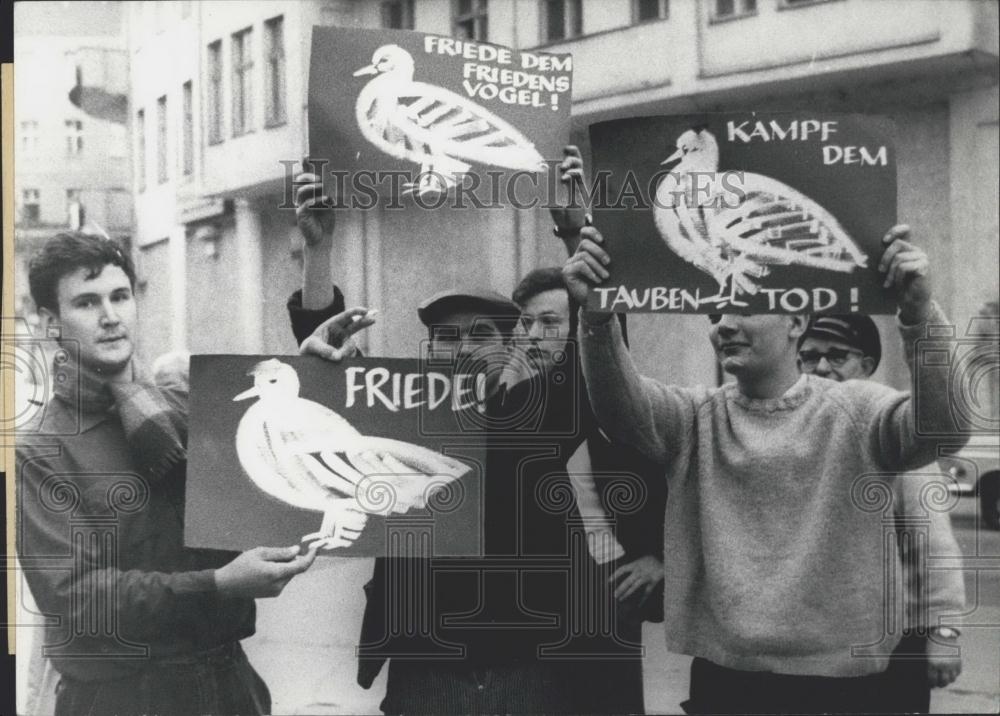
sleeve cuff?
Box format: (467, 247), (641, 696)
(175, 568), (219, 594)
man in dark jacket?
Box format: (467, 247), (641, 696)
(17, 232), (319, 716)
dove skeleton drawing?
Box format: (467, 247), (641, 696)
(233, 359), (470, 550)
(653, 127), (869, 308)
(353, 44), (546, 195)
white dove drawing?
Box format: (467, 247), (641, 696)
(353, 44), (546, 195)
(654, 128), (868, 307)
(233, 359), (470, 550)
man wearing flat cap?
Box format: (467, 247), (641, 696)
(796, 314), (883, 382)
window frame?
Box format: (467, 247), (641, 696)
(231, 26), (254, 137)
(711, 0), (757, 22)
(452, 0), (488, 41)
(264, 15), (286, 128)
(64, 119), (84, 157)
(182, 80), (194, 177)
(633, 0), (669, 23)
(207, 39), (224, 145)
(21, 188), (41, 224)
(541, 0), (583, 43)
(136, 109), (147, 192)
(381, 0), (415, 29)
(156, 95), (168, 184)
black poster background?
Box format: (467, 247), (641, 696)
(308, 26), (572, 199)
(587, 113), (898, 314)
(185, 355), (485, 556)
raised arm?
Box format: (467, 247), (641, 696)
(563, 226), (698, 464)
(863, 226), (969, 470)
(550, 145), (591, 257)
(287, 167), (348, 344)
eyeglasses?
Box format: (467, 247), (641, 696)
(798, 348), (863, 368)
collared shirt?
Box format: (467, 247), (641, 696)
(16, 387), (254, 682)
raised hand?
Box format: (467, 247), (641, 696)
(299, 307), (378, 362)
(878, 224), (932, 324)
(562, 225), (611, 308)
(295, 171), (335, 248)
(550, 145), (591, 253)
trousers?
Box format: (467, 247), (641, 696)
(683, 656), (896, 714)
(53, 642), (270, 716)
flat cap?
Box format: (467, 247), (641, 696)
(417, 288), (520, 328)
(800, 314), (882, 370)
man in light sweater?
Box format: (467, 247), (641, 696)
(562, 223), (966, 713)
(797, 314), (965, 712)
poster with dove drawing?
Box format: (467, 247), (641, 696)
(587, 113), (897, 314)
(308, 27), (572, 199)
(185, 355), (486, 557)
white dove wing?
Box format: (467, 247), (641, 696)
(348, 436), (470, 515)
(654, 172), (747, 285)
(707, 172), (868, 272)
(235, 399), (365, 512)
(358, 79), (544, 172)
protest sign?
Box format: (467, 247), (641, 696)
(308, 26), (572, 200)
(185, 355), (485, 557)
(587, 113), (897, 314)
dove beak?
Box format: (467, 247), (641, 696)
(661, 148), (684, 167)
(353, 65), (378, 77)
(233, 386), (260, 402)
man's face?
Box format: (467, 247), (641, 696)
(428, 310), (507, 374)
(709, 313), (799, 379)
(797, 336), (873, 382)
(514, 288), (571, 375)
(48, 264), (137, 375)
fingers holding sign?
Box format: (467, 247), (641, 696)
(295, 168), (335, 247)
(299, 306), (378, 362)
(563, 225), (612, 308)
(878, 224), (932, 323)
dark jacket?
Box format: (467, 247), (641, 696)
(16, 386), (254, 682)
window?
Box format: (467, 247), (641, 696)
(66, 189), (83, 229)
(634, 0), (668, 22)
(21, 189), (40, 223)
(231, 27), (253, 136)
(65, 120), (84, 156)
(20, 120), (39, 155)
(542, 0), (582, 42)
(452, 0), (488, 41)
(207, 40), (223, 144)
(264, 16), (286, 126)
(714, 0), (756, 18)
(381, 0), (415, 29)
(182, 81), (194, 175)
(157, 95), (168, 183)
(137, 109), (146, 191)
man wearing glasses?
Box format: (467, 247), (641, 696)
(796, 315), (881, 383)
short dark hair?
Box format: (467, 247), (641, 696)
(28, 232), (136, 314)
(512, 267), (579, 338)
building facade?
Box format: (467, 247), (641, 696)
(13, 2), (131, 325)
(121, 2), (998, 712)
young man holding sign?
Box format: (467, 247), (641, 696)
(562, 219), (965, 713)
(16, 233), (322, 716)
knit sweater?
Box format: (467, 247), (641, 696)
(579, 303), (961, 677)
